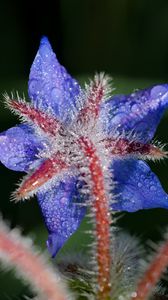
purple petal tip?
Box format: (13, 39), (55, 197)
(47, 233), (66, 258)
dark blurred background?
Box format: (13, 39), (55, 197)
(1, 0), (168, 79)
(1, 0), (168, 298)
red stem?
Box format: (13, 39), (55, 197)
(10, 100), (60, 135)
(79, 137), (111, 300)
(104, 137), (166, 159)
(132, 241), (168, 300)
(77, 76), (104, 124)
(16, 153), (68, 200)
(0, 221), (68, 300)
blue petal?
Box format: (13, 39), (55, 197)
(100, 84), (168, 142)
(0, 125), (43, 172)
(112, 159), (168, 212)
(37, 177), (86, 257)
(28, 36), (80, 122)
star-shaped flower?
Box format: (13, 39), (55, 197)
(1, 37), (168, 257)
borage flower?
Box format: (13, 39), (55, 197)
(1, 37), (168, 258)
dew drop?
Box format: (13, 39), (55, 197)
(150, 185), (156, 191)
(131, 103), (140, 113)
(60, 197), (68, 205)
(150, 85), (168, 98)
(110, 113), (125, 127)
(29, 79), (39, 98)
(51, 87), (62, 103)
(39, 44), (51, 61)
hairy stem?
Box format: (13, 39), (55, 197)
(132, 241), (168, 300)
(105, 137), (167, 160)
(79, 137), (112, 300)
(77, 74), (107, 124)
(7, 98), (61, 136)
(15, 153), (68, 200)
(0, 219), (69, 300)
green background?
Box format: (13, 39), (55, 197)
(1, 1), (168, 298)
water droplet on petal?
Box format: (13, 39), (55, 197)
(34, 58), (41, 70)
(111, 113), (125, 127)
(131, 103), (140, 113)
(60, 197), (68, 205)
(150, 185), (156, 191)
(51, 87), (63, 103)
(29, 79), (39, 98)
(39, 44), (52, 61)
(150, 85), (168, 98)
